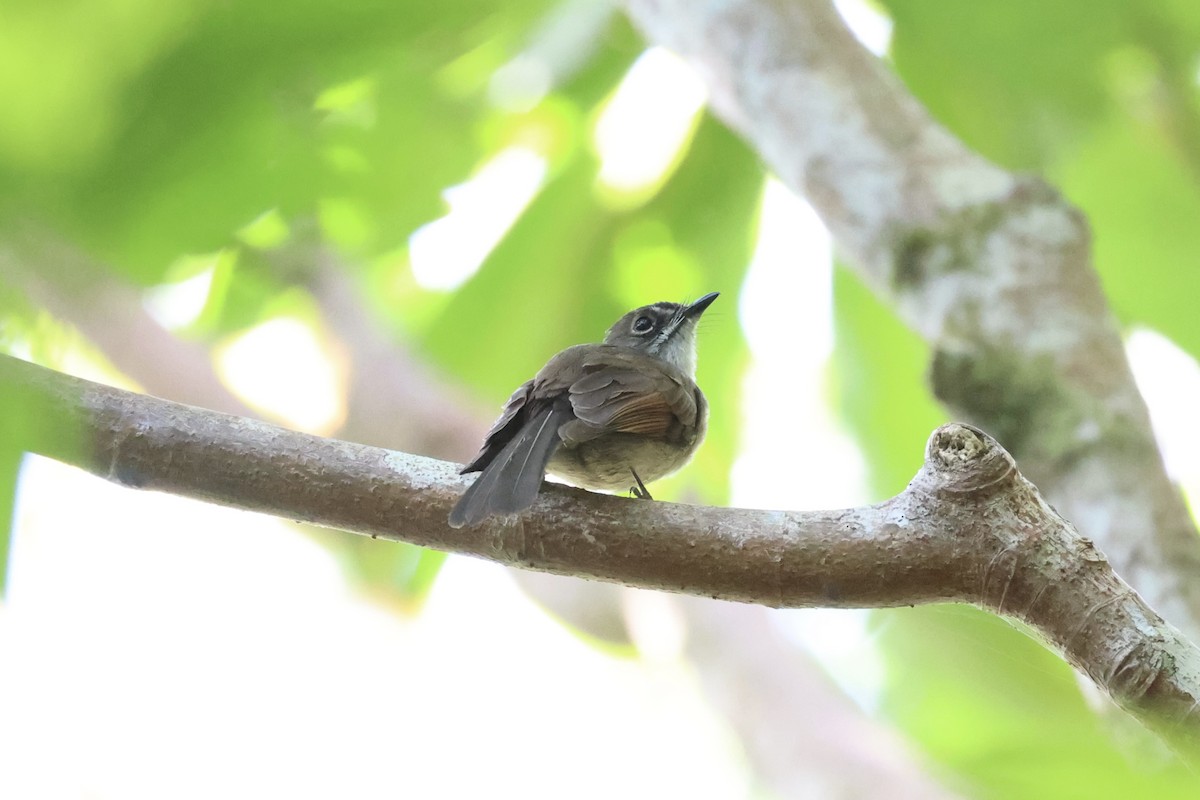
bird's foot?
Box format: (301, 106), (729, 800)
(629, 468), (653, 501)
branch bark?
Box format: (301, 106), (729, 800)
(2, 239), (959, 797)
(5, 352), (1200, 761)
(620, 0), (1200, 643)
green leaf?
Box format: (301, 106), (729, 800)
(0, 0), (556, 281)
(877, 605), (1200, 798)
(309, 528), (448, 609)
(883, 0), (1125, 169)
(625, 116), (762, 503)
(422, 109), (760, 504)
(422, 149), (622, 391)
(831, 264), (945, 498)
(1054, 113), (1200, 361)
(417, 20), (643, 390)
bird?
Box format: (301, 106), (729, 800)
(448, 292), (718, 528)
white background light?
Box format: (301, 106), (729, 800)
(593, 47), (707, 194)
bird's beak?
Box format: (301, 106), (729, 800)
(683, 291), (719, 319)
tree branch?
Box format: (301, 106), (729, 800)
(2, 238), (958, 797)
(620, 0), (1200, 642)
(5, 352), (1200, 760)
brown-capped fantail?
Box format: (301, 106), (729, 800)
(448, 292), (718, 527)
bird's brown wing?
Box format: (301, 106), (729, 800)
(452, 348), (597, 525)
(561, 353), (698, 445)
(451, 346), (699, 527)
(459, 381), (535, 474)
(449, 396), (573, 527)
(459, 344), (601, 474)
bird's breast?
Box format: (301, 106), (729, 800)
(547, 412), (707, 492)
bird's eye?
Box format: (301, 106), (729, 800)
(633, 316), (654, 334)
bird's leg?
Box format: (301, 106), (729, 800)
(629, 468), (653, 500)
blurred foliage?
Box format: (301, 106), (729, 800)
(831, 264), (945, 499)
(1, 5), (717, 567)
(877, 606), (1196, 798)
(0, 448), (15, 595)
(2, 0), (1200, 796)
(425, 113), (760, 505)
(0, 2), (758, 596)
(884, 0), (1200, 358)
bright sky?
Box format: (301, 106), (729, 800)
(6, 5), (1200, 797)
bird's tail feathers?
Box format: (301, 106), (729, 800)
(448, 404), (567, 528)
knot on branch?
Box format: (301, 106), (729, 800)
(1104, 640), (1170, 709)
(922, 423), (1016, 496)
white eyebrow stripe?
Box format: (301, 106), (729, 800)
(657, 310), (685, 343)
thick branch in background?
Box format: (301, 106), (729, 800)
(0, 233), (257, 420)
(5, 353), (1200, 761)
(620, 0), (1200, 642)
(682, 596), (958, 799)
(307, 257), (486, 461)
(262, 234), (489, 462)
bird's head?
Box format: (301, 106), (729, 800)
(603, 292), (719, 376)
